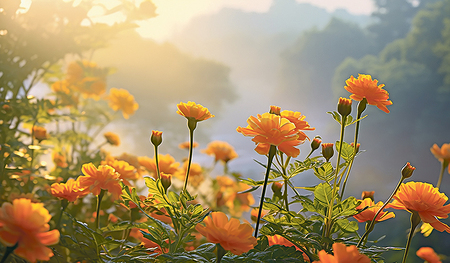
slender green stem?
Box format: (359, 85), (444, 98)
(254, 145), (277, 237)
(325, 115), (346, 238)
(402, 211), (421, 263)
(436, 160), (448, 189)
(216, 243), (227, 263)
(95, 190), (106, 230)
(0, 243), (18, 263)
(154, 145), (160, 179)
(183, 127), (195, 192)
(56, 199), (69, 230)
(281, 156), (291, 213)
(357, 177), (405, 247)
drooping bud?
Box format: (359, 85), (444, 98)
(269, 105), (281, 116)
(321, 143), (334, 162)
(150, 130), (163, 147)
(311, 136), (322, 151)
(271, 182), (283, 197)
(160, 172), (172, 191)
(401, 162), (416, 179)
(361, 191), (375, 201)
(337, 97), (352, 117)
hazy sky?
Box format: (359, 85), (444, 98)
(136, 0), (375, 41)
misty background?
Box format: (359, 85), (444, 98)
(91, 0), (450, 260)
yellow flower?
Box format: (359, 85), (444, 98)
(77, 77), (106, 100)
(101, 157), (138, 186)
(178, 141), (198, 149)
(50, 178), (87, 202)
(175, 161), (204, 187)
(176, 101), (214, 121)
(280, 110), (315, 141)
(0, 199), (60, 263)
(313, 243), (370, 263)
(107, 88), (139, 119)
(195, 211), (257, 255)
(52, 152), (68, 168)
(416, 247), (442, 263)
(344, 74), (392, 113)
(138, 154), (179, 178)
(388, 181), (450, 233)
(77, 163), (122, 200)
(353, 198), (395, 223)
(236, 112), (300, 157)
(104, 132), (121, 146)
(430, 143), (450, 173)
(202, 141), (238, 163)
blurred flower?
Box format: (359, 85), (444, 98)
(102, 157), (138, 186)
(416, 247), (442, 263)
(52, 152), (68, 168)
(77, 77), (106, 100)
(321, 143), (334, 162)
(388, 182), (450, 233)
(267, 235), (310, 262)
(176, 101), (214, 121)
(107, 88), (139, 119)
(195, 211), (257, 255)
(250, 208), (268, 222)
(178, 141), (198, 149)
(78, 163), (122, 200)
(150, 130), (163, 147)
(50, 178), (87, 202)
(66, 61), (85, 84)
(421, 222), (434, 237)
(353, 198), (395, 223)
(0, 198), (60, 263)
(361, 191), (375, 201)
(108, 214), (119, 223)
(104, 132), (120, 146)
(32, 126), (48, 142)
(202, 141), (238, 163)
(175, 161), (204, 187)
(138, 154), (179, 178)
(313, 243), (370, 263)
(430, 143), (450, 173)
(51, 80), (70, 94)
(236, 112), (300, 157)
(344, 74), (392, 113)
(235, 182), (255, 214)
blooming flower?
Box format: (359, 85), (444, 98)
(107, 88), (139, 119)
(344, 74), (392, 113)
(313, 243), (370, 263)
(416, 247), (442, 263)
(280, 110), (315, 141)
(77, 77), (106, 100)
(176, 101), (214, 121)
(353, 198), (395, 223)
(138, 154), (179, 178)
(102, 157), (138, 186)
(202, 141), (238, 163)
(388, 181), (450, 233)
(175, 161), (204, 187)
(0, 198), (60, 263)
(430, 143), (450, 173)
(104, 132), (121, 146)
(236, 112), (300, 157)
(195, 211), (257, 255)
(77, 163), (122, 200)
(50, 178), (87, 202)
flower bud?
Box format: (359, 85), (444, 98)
(337, 97), (352, 117)
(361, 191), (375, 201)
(32, 126), (49, 142)
(401, 162), (416, 179)
(321, 143), (334, 162)
(351, 142), (360, 153)
(311, 136), (322, 151)
(150, 130), (163, 147)
(160, 172), (172, 191)
(271, 182), (283, 197)
(269, 105), (281, 116)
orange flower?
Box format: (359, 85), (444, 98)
(280, 110), (315, 141)
(361, 191), (375, 200)
(107, 88), (139, 119)
(195, 211), (257, 255)
(202, 141), (238, 163)
(51, 178), (87, 202)
(102, 157), (138, 186)
(77, 77), (106, 100)
(430, 143), (450, 173)
(388, 182), (450, 233)
(269, 105), (281, 115)
(77, 163), (122, 200)
(104, 132), (120, 146)
(344, 74), (392, 113)
(52, 152), (68, 168)
(236, 112), (300, 157)
(267, 235), (310, 262)
(313, 243), (370, 263)
(250, 208), (268, 222)
(416, 247), (442, 263)
(353, 198), (395, 223)
(0, 199), (60, 263)
(179, 141), (199, 149)
(175, 161), (204, 187)
(32, 126), (48, 141)
(138, 154), (179, 177)
(176, 101), (214, 121)
(51, 80), (71, 94)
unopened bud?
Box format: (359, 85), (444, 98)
(351, 142), (360, 153)
(337, 97), (352, 117)
(160, 172), (172, 191)
(361, 191), (375, 201)
(271, 182), (283, 197)
(401, 162), (415, 179)
(311, 136), (322, 151)
(269, 105), (281, 116)
(321, 143), (334, 162)
(150, 130), (163, 147)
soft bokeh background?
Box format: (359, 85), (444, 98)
(24, 0), (450, 261)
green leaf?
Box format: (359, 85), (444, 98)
(335, 141), (355, 162)
(335, 218), (358, 233)
(313, 162), (334, 182)
(314, 182), (333, 206)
